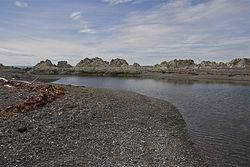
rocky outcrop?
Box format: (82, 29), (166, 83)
(76, 57), (109, 67)
(57, 61), (72, 68)
(227, 58), (250, 68)
(33, 59), (56, 69)
(160, 59), (195, 69)
(30, 58), (144, 75)
(200, 61), (218, 69)
(29, 57), (250, 76)
(155, 58), (250, 70)
(74, 58), (144, 75)
(148, 58), (250, 75)
(110, 58), (129, 67)
(132, 63), (141, 68)
(29, 59), (59, 75)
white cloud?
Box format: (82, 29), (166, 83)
(2, 0), (249, 65)
(79, 28), (96, 34)
(97, 0), (250, 64)
(0, 39), (100, 66)
(70, 11), (95, 34)
(70, 11), (82, 21)
(102, 0), (135, 5)
(15, 1), (28, 8)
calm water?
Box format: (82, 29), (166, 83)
(54, 76), (250, 167)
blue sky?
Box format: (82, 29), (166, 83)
(0, 0), (249, 66)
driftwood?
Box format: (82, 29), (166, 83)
(1, 77), (31, 89)
(0, 77), (65, 117)
(10, 79), (31, 84)
(0, 77), (9, 83)
(0, 77), (31, 85)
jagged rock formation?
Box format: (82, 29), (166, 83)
(29, 59), (59, 75)
(76, 57), (109, 67)
(57, 61), (72, 68)
(227, 58), (250, 68)
(200, 61), (218, 69)
(29, 58), (250, 76)
(110, 58), (129, 67)
(197, 61), (227, 69)
(133, 63), (141, 68)
(74, 58), (142, 75)
(160, 59), (195, 69)
(149, 58), (250, 75)
(30, 58), (141, 75)
(154, 58), (250, 70)
(33, 59), (56, 69)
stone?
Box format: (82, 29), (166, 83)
(200, 61), (218, 69)
(33, 59), (56, 69)
(76, 57), (109, 67)
(17, 126), (27, 133)
(227, 58), (250, 68)
(160, 59), (195, 68)
(29, 59), (59, 74)
(57, 61), (72, 68)
(132, 63), (141, 68)
(110, 58), (129, 67)
(44, 60), (54, 66)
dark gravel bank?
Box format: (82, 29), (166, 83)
(0, 82), (207, 166)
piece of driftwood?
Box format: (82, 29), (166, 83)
(0, 77), (9, 84)
(0, 77), (31, 85)
(10, 79), (31, 84)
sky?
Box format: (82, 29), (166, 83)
(0, 0), (249, 66)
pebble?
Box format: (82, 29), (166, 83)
(17, 126), (27, 133)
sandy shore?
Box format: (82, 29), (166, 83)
(0, 71), (207, 166)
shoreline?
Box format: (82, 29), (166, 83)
(138, 72), (250, 85)
(0, 71), (207, 166)
(1, 65), (250, 84)
(35, 72), (250, 85)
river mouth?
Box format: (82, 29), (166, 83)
(53, 76), (250, 167)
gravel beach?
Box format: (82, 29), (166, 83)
(0, 72), (207, 166)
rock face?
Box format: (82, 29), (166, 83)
(132, 63), (141, 68)
(30, 58), (144, 75)
(30, 59), (59, 75)
(200, 61), (218, 69)
(160, 59), (195, 68)
(57, 61), (72, 68)
(110, 58), (129, 67)
(33, 59), (56, 69)
(29, 57), (250, 76)
(227, 58), (250, 68)
(157, 58), (250, 69)
(76, 57), (109, 67)
(148, 58), (250, 75)
(0, 64), (3, 67)
(73, 58), (143, 75)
